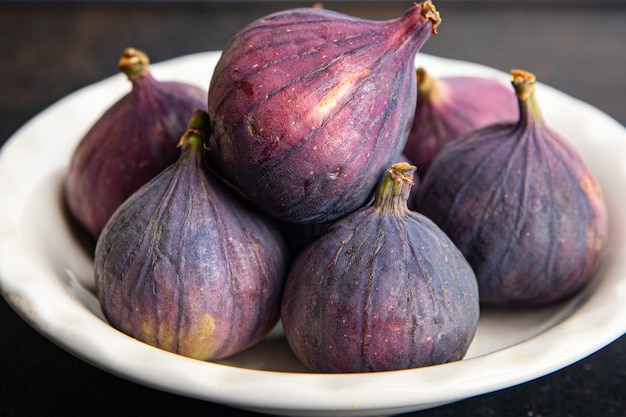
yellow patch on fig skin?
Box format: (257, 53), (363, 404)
(140, 319), (156, 343)
(179, 313), (218, 360)
(137, 313), (217, 360)
(138, 316), (177, 354)
(580, 176), (604, 202)
(310, 68), (372, 123)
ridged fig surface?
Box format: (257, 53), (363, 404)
(208, 2), (441, 223)
(94, 111), (289, 360)
(281, 163), (479, 373)
(65, 48), (207, 239)
(415, 70), (608, 306)
(404, 67), (518, 179)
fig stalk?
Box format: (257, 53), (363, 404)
(511, 69), (542, 122)
(374, 162), (415, 216)
(118, 47), (150, 80)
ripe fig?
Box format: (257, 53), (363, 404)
(404, 67), (518, 179)
(208, 2), (441, 224)
(415, 70), (608, 306)
(281, 162), (479, 373)
(65, 47), (208, 239)
(94, 111), (289, 361)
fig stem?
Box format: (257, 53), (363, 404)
(118, 47), (151, 80)
(511, 69), (544, 126)
(399, 1), (441, 44)
(416, 67), (437, 98)
(374, 162), (416, 216)
(420, 0), (442, 35)
(177, 110), (212, 151)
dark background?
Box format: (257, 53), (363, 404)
(1, 1), (624, 416)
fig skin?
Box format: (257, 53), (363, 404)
(404, 67), (518, 179)
(208, 2), (441, 224)
(65, 47), (208, 239)
(281, 162), (479, 373)
(94, 111), (289, 361)
(415, 70), (608, 306)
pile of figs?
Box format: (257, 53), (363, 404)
(64, 1), (608, 373)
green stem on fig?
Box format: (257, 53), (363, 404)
(511, 69), (545, 126)
(416, 67), (437, 99)
(374, 162), (416, 216)
(118, 47), (151, 80)
(177, 110), (212, 152)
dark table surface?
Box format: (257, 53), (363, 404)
(1, 1), (624, 416)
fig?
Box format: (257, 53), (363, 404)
(404, 67), (518, 179)
(94, 111), (289, 361)
(415, 70), (608, 306)
(281, 162), (479, 373)
(208, 2), (441, 224)
(65, 47), (208, 239)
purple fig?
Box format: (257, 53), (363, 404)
(208, 2), (441, 224)
(94, 111), (289, 360)
(415, 70), (608, 306)
(403, 67), (518, 179)
(65, 47), (208, 239)
(281, 162), (479, 373)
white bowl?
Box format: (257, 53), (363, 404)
(0, 51), (625, 417)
